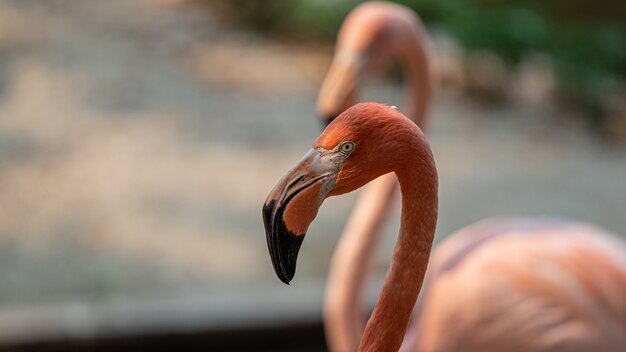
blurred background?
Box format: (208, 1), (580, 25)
(0, 0), (624, 350)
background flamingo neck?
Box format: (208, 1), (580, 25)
(324, 174), (398, 352)
(323, 26), (435, 352)
(358, 144), (438, 352)
(323, 10), (435, 352)
(400, 22), (434, 131)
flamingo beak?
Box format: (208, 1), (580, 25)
(262, 149), (343, 284)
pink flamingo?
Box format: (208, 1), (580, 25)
(316, 2), (434, 350)
(313, 2), (626, 351)
(262, 103), (626, 351)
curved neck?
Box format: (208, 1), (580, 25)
(401, 20), (434, 130)
(359, 139), (438, 352)
(323, 17), (435, 352)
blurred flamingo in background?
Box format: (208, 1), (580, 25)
(316, 3), (435, 350)
(306, 2), (626, 351)
(316, 2), (433, 127)
(263, 103), (626, 352)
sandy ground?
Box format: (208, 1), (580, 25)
(0, 0), (625, 319)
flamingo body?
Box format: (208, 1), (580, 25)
(408, 219), (626, 352)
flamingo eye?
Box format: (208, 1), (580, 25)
(339, 141), (356, 154)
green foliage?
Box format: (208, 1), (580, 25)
(222, 0), (296, 34)
(222, 0), (626, 116)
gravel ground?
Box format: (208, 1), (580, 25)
(0, 0), (624, 330)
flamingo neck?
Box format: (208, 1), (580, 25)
(358, 139), (438, 352)
(323, 21), (435, 352)
(401, 23), (434, 130)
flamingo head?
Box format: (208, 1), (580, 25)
(263, 102), (418, 283)
(315, 41), (393, 128)
(316, 2), (401, 127)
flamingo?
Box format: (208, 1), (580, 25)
(314, 3), (626, 351)
(316, 2), (435, 351)
(262, 103), (626, 351)
(316, 1), (433, 128)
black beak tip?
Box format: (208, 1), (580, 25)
(263, 200), (306, 285)
(271, 228), (304, 285)
(277, 270), (293, 285)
